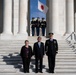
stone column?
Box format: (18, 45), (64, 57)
(1, 0), (13, 40)
(58, 0), (66, 35)
(17, 0), (28, 40)
(75, 13), (76, 32)
(13, 0), (19, 35)
(48, 0), (59, 34)
(66, 0), (74, 34)
(19, 0), (28, 34)
(3, 0), (12, 34)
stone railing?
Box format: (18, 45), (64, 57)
(66, 32), (76, 53)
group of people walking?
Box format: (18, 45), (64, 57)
(20, 33), (58, 73)
(31, 17), (46, 36)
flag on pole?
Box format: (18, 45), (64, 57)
(38, 0), (48, 14)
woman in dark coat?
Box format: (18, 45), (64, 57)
(20, 40), (33, 73)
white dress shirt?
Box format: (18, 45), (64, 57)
(38, 42), (41, 48)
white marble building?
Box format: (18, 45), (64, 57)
(0, 0), (75, 40)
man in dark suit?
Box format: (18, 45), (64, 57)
(33, 36), (45, 73)
(35, 17), (41, 36)
(31, 17), (36, 36)
(45, 33), (58, 73)
(40, 18), (47, 36)
(20, 40), (33, 73)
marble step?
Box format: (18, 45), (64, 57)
(56, 59), (76, 62)
(0, 58), (76, 61)
(0, 51), (73, 53)
(0, 50), (74, 53)
(0, 51), (74, 54)
(57, 52), (74, 53)
(0, 48), (73, 50)
(0, 43), (68, 45)
(0, 44), (70, 48)
(0, 39), (76, 74)
(0, 54), (75, 57)
(55, 66), (76, 69)
(58, 50), (74, 52)
(0, 42), (67, 44)
(0, 65), (21, 69)
(55, 69), (76, 73)
(0, 68), (75, 73)
(0, 67), (76, 72)
(0, 61), (76, 65)
(0, 48), (72, 50)
(0, 67), (76, 73)
(0, 69), (16, 73)
(0, 62), (75, 65)
(0, 57), (76, 62)
(0, 73), (76, 75)
(0, 53), (76, 56)
(0, 55), (76, 58)
(0, 40), (67, 42)
(0, 49), (73, 51)
(0, 62), (21, 65)
(0, 65), (76, 69)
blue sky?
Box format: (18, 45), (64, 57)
(30, 0), (46, 20)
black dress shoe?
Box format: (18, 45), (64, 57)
(24, 71), (26, 73)
(49, 71), (54, 73)
(40, 71), (43, 73)
(27, 71), (29, 73)
(35, 71), (38, 73)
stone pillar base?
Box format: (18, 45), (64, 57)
(0, 33), (28, 40)
(46, 33), (65, 40)
(14, 33), (28, 40)
(53, 34), (65, 40)
(1, 33), (13, 40)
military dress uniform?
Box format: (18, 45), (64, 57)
(31, 20), (36, 36)
(45, 39), (58, 73)
(35, 19), (41, 36)
(40, 20), (46, 36)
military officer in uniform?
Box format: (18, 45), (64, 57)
(33, 36), (45, 73)
(40, 18), (46, 36)
(35, 17), (41, 36)
(45, 33), (58, 73)
(31, 17), (36, 36)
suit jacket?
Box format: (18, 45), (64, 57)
(20, 45), (33, 58)
(45, 39), (58, 56)
(33, 42), (45, 58)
